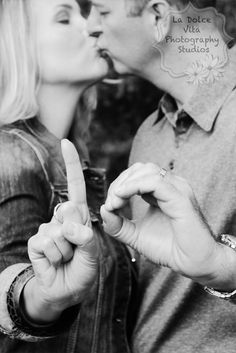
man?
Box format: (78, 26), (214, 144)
(88, 0), (236, 352)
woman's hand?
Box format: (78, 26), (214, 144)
(24, 140), (98, 323)
(101, 163), (236, 289)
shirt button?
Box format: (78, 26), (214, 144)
(169, 161), (175, 170)
(91, 176), (100, 181)
(115, 318), (122, 323)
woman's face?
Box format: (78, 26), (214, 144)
(31, 0), (108, 85)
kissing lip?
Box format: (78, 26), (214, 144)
(98, 49), (113, 65)
(96, 48), (120, 80)
(97, 48), (109, 58)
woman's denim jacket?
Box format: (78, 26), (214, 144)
(0, 118), (134, 353)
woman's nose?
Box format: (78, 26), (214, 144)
(79, 16), (87, 32)
(87, 7), (102, 38)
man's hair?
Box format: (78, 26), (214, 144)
(125, 0), (217, 16)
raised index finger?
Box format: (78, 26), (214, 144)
(61, 139), (87, 205)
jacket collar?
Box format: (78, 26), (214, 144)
(23, 117), (90, 171)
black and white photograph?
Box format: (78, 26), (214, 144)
(0, 0), (236, 352)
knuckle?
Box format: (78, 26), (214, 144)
(146, 162), (159, 172)
(146, 162), (154, 168)
(107, 186), (116, 199)
(60, 201), (78, 214)
(27, 236), (35, 249)
(108, 179), (116, 190)
(55, 251), (63, 261)
(132, 162), (143, 170)
(52, 254), (63, 266)
(42, 237), (54, 250)
(38, 223), (49, 234)
(83, 229), (96, 247)
(54, 232), (66, 244)
(86, 228), (94, 241)
(57, 201), (70, 213)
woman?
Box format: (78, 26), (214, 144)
(0, 1), (134, 352)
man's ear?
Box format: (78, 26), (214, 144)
(146, 0), (171, 43)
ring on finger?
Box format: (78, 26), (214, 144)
(53, 202), (63, 222)
(159, 168), (167, 179)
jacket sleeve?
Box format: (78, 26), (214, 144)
(0, 131), (78, 341)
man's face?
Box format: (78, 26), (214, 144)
(88, 0), (155, 75)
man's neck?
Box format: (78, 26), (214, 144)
(140, 60), (197, 105)
(140, 45), (228, 106)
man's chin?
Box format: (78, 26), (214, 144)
(103, 53), (131, 75)
(112, 60), (132, 75)
(99, 51), (131, 76)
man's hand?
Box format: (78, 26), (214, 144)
(24, 140), (98, 323)
(101, 163), (236, 290)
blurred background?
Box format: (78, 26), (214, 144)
(79, 0), (236, 184)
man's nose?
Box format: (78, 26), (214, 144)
(87, 6), (102, 38)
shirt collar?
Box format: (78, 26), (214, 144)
(156, 94), (179, 128)
(155, 45), (236, 132)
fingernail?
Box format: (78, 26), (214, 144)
(61, 138), (67, 146)
(61, 138), (72, 149)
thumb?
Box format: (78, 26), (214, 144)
(100, 205), (138, 249)
(62, 222), (98, 259)
(100, 205), (123, 235)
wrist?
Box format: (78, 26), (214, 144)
(199, 235), (236, 291)
(22, 277), (63, 324)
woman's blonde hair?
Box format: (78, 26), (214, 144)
(0, 0), (39, 125)
(0, 0), (97, 141)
